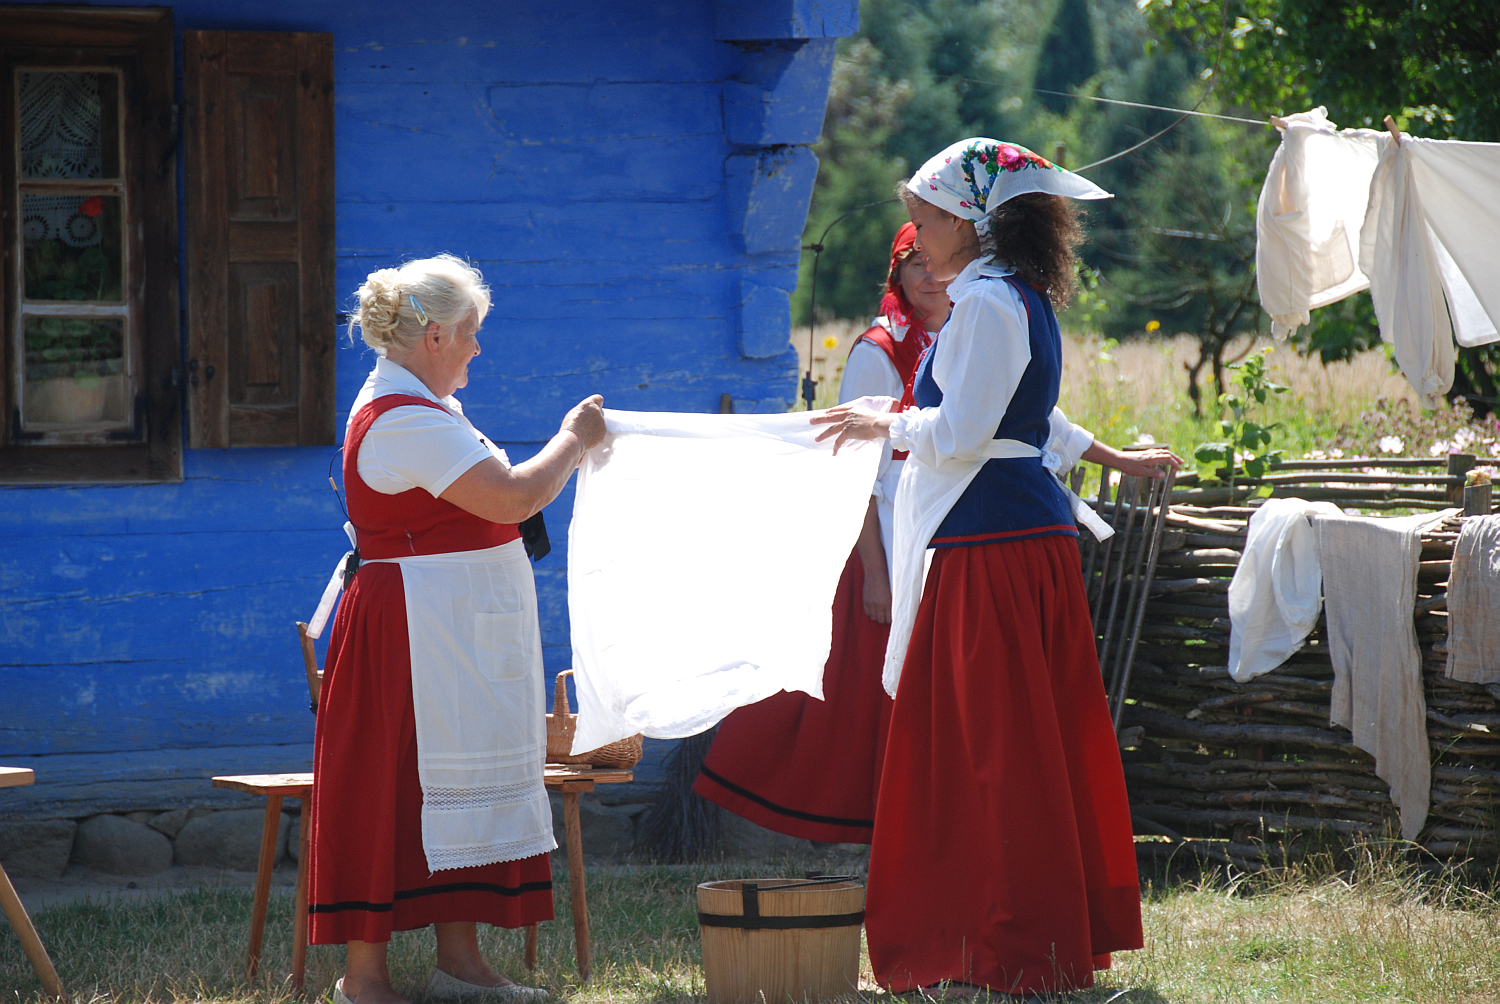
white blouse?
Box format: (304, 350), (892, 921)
(890, 257), (1094, 470)
(349, 357), (509, 497)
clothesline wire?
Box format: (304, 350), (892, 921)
(1008, 85), (1269, 126)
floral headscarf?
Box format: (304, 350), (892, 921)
(906, 138), (1111, 230)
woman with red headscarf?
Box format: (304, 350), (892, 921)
(692, 223), (946, 843)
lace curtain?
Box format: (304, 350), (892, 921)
(20, 71), (104, 179)
(20, 73), (107, 249)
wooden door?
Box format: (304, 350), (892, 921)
(184, 31), (334, 448)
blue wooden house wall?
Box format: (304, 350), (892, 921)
(0, 0), (855, 817)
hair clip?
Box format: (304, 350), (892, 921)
(409, 295), (429, 325)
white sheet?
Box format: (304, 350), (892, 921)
(566, 409), (881, 753)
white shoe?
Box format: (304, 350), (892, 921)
(334, 979), (357, 1004)
(426, 968), (548, 1004)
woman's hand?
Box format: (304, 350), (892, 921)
(562, 395), (606, 452)
(810, 404), (895, 455)
(1081, 442), (1185, 480)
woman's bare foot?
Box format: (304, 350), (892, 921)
(434, 920), (518, 988)
(338, 976), (412, 1004)
(433, 959), (516, 988)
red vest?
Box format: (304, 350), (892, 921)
(344, 395), (520, 559)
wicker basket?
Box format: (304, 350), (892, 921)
(546, 669), (643, 768)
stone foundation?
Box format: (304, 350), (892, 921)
(0, 788), (865, 881)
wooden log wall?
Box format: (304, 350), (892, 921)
(1101, 458), (1500, 867)
(0, 0), (854, 817)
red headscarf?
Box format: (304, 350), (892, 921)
(855, 222), (933, 399)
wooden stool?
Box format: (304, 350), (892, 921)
(212, 772), (314, 993)
(533, 764), (634, 981)
(0, 768), (67, 1002)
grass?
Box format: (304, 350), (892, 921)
(7, 850), (1500, 1003)
(796, 324), (1420, 453)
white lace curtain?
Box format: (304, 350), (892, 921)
(20, 72), (107, 249)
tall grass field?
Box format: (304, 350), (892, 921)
(796, 326), (1500, 490)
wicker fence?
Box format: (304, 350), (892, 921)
(1079, 453), (1498, 871)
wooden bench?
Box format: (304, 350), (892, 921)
(215, 763), (632, 991)
(0, 767), (67, 1002)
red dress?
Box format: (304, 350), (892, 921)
(864, 539), (1142, 993)
(864, 273), (1141, 994)
(308, 394), (554, 945)
(694, 316), (924, 843)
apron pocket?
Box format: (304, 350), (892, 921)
(474, 609), (532, 683)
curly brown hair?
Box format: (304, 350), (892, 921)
(982, 192), (1083, 310)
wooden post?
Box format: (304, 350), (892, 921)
(1448, 453), (1477, 504)
(297, 621), (321, 709)
(1053, 141), (1066, 168)
(562, 789), (591, 981)
(524, 923), (539, 970)
(291, 800), (311, 993)
(246, 793), (284, 983)
(1465, 482), (1493, 517)
(0, 863), (67, 1002)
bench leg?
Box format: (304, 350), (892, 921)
(291, 800), (311, 994)
(246, 794), (284, 983)
(524, 922), (538, 971)
(0, 861), (67, 1002)
(562, 791), (590, 982)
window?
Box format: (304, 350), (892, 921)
(0, 7), (179, 482)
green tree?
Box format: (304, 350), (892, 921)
(1034, 0), (1099, 113)
(794, 0), (1053, 325)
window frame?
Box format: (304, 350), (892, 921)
(0, 6), (179, 483)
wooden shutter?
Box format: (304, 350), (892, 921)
(184, 31), (334, 448)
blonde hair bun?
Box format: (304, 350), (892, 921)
(349, 255), (491, 353)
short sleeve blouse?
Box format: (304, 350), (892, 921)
(349, 358), (505, 497)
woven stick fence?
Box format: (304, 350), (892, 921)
(1079, 453), (1498, 871)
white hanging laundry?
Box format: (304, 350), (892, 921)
(1313, 510), (1450, 840)
(566, 408), (881, 754)
(1227, 497), (1343, 682)
(1360, 135), (1500, 405)
(1256, 108), (1387, 340)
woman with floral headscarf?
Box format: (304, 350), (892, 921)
(814, 139), (1169, 996)
(692, 223), (946, 843)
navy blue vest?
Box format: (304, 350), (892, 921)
(913, 274), (1077, 548)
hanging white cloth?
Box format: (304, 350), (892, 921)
(1255, 108), (1387, 340)
(1313, 511), (1448, 840)
(1227, 497), (1344, 682)
(1445, 515), (1500, 684)
(1360, 135), (1500, 405)
(566, 409), (881, 754)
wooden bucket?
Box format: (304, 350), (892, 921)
(697, 877), (865, 1004)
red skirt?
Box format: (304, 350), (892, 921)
(694, 547), (894, 843)
(308, 562), (555, 945)
(865, 536), (1142, 994)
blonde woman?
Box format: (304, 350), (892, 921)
(309, 255), (605, 1004)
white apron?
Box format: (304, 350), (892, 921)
(367, 539), (556, 872)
